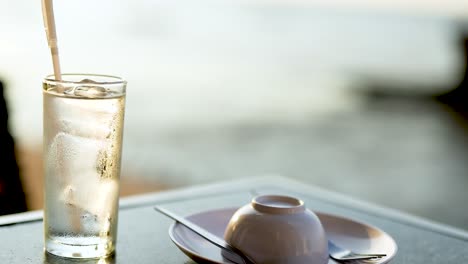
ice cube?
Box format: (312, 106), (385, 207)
(59, 119), (112, 140)
(47, 133), (105, 204)
(47, 132), (107, 181)
(47, 132), (118, 221)
(74, 85), (107, 98)
(60, 179), (118, 221)
(55, 91), (120, 122)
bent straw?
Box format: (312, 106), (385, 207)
(41, 0), (62, 82)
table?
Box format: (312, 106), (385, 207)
(1, 176), (467, 263)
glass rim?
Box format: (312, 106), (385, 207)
(44, 73), (127, 86)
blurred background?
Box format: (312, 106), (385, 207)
(0, 0), (467, 230)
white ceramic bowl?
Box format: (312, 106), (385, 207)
(224, 195), (328, 264)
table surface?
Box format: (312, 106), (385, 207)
(1, 176), (467, 264)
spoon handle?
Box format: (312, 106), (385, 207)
(155, 206), (254, 264)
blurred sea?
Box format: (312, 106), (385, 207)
(0, 0), (463, 145)
(0, 0), (467, 230)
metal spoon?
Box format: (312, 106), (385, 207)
(155, 206), (255, 264)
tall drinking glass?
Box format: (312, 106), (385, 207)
(43, 74), (126, 258)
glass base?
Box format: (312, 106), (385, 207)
(45, 236), (114, 259)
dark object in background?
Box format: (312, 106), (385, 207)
(437, 34), (468, 116)
(0, 80), (27, 215)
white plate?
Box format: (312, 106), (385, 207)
(168, 208), (397, 264)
